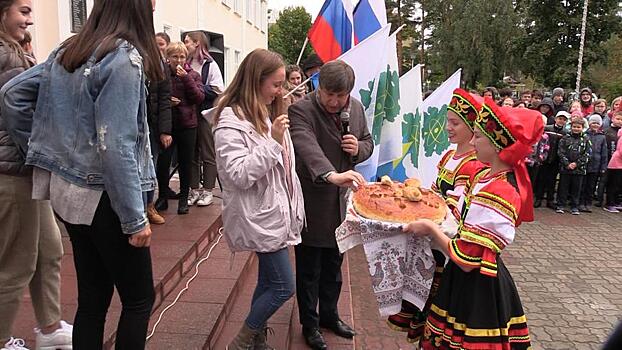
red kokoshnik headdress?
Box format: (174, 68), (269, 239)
(476, 97), (544, 225)
(448, 88), (484, 131)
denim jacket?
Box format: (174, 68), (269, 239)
(0, 41), (155, 234)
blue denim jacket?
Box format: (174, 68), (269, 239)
(1, 41), (155, 234)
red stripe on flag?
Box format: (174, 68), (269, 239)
(308, 16), (343, 63)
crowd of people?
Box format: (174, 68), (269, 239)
(0, 0), (621, 350)
(477, 86), (622, 215)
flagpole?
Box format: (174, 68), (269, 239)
(575, 0), (589, 93)
(296, 37), (309, 66)
(391, 24), (407, 37)
(284, 76), (312, 99)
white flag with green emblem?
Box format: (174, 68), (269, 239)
(376, 64), (424, 182)
(338, 25), (391, 105)
(417, 69), (461, 188)
(351, 32), (402, 181)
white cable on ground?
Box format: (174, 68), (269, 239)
(146, 229), (224, 340)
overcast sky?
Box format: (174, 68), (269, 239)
(267, 0), (323, 18)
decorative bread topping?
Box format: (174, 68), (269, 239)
(352, 176), (447, 224)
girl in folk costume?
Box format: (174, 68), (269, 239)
(404, 100), (543, 349)
(388, 88), (487, 343)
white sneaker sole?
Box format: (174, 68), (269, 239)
(38, 345), (72, 350)
(197, 200), (213, 207)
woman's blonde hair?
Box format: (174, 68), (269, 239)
(165, 42), (188, 58)
(214, 49), (285, 135)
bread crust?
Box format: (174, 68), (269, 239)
(352, 180), (447, 224)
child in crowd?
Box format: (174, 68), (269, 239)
(481, 86), (498, 100)
(569, 100), (582, 115)
(594, 99), (608, 129)
(580, 115), (608, 212)
(579, 87), (595, 116)
(403, 102), (542, 350)
(603, 111), (622, 212)
(520, 89), (532, 107)
(536, 97), (555, 125)
(556, 117), (591, 215)
(500, 96), (514, 107)
(598, 111), (622, 207)
(552, 87), (568, 115)
(605, 97), (622, 130)
(527, 115), (550, 193)
(531, 90), (544, 107)
(387, 89), (486, 343)
(534, 111), (569, 208)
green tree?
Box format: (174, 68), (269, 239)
(268, 7), (313, 65)
(514, 0), (622, 89)
(385, 0), (421, 73)
(424, 0), (522, 88)
(585, 34), (622, 99)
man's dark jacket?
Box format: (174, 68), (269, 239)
(289, 92), (373, 248)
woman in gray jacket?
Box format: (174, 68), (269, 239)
(213, 49), (305, 350)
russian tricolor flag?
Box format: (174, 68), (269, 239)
(353, 0), (387, 44)
(308, 0), (354, 63)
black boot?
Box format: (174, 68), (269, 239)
(178, 195), (189, 215)
(155, 197), (168, 211)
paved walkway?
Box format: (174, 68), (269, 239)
(9, 199), (622, 349)
(348, 207), (622, 349)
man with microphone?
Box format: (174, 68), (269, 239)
(289, 60), (373, 350)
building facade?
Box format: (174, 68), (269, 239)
(29, 0), (268, 84)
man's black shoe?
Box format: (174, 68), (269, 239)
(533, 199), (542, 208)
(164, 187), (180, 199)
(302, 327), (327, 350)
(154, 197), (168, 211)
(320, 319), (356, 339)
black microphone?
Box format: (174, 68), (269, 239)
(340, 110), (350, 136)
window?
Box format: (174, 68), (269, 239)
(234, 0), (241, 14)
(246, 0), (252, 23)
(260, 1), (267, 32)
(163, 24), (172, 35)
(224, 47), (231, 82)
(234, 50), (242, 73)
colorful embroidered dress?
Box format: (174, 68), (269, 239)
(386, 89), (488, 343)
(422, 168), (531, 350)
(432, 149), (484, 220)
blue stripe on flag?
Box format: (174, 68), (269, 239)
(353, 0), (382, 43)
(319, 0), (353, 53)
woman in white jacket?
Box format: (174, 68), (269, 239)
(213, 48), (305, 350)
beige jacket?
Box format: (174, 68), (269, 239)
(214, 107), (305, 252)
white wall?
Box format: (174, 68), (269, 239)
(30, 0), (268, 85)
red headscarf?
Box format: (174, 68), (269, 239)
(477, 98), (545, 225)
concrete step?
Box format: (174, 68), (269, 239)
(11, 192), (224, 350)
(145, 240), (255, 349)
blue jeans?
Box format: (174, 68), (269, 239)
(245, 248), (295, 330)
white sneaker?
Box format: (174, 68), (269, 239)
(35, 320), (72, 350)
(196, 191), (213, 206)
(187, 189), (201, 206)
(2, 338), (29, 350)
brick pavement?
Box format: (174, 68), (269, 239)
(348, 207), (622, 350)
